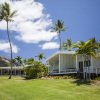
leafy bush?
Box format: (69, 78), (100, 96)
(95, 77), (100, 81)
(53, 76), (59, 79)
(4, 73), (9, 76)
(63, 75), (68, 79)
(23, 61), (44, 79)
(68, 76), (72, 79)
(62, 75), (75, 79)
(45, 76), (49, 78)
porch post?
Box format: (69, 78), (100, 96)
(1, 69), (2, 75)
(48, 61), (49, 75)
(8, 69), (9, 75)
(15, 68), (16, 76)
(76, 55), (77, 71)
(59, 54), (60, 73)
(91, 56), (93, 72)
(82, 55), (84, 71)
(83, 55), (85, 79)
(54, 62), (55, 70)
(48, 66), (49, 75)
(20, 68), (21, 76)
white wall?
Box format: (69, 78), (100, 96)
(50, 61), (59, 72)
(60, 54), (76, 71)
(50, 63), (54, 72)
(93, 57), (100, 67)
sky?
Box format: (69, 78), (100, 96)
(0, 0), (100, 64)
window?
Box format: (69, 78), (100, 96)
(84, 60), (90, 67)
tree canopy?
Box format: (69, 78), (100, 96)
(51, 19), (69, 51)
(61, 38), (77, 51)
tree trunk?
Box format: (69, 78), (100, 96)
(85, 58), (87, 81)
(88, 59), (91, 81)
(59, 32), (61, 51)
(7, 21), (12, 79)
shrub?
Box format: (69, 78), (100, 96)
(68, 76), (72, 79)
(4, 73), (9, 76)
(95, 77), (100, 81)
(23, 61), (43, 79)
(45, 76), (49, 78)
(63, 75), (68, 79)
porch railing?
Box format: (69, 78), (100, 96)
(84, 66), (100, 75)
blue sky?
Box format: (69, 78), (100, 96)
(0, 0), (100, 63)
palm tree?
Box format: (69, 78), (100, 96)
(23, 58), (27, 65)
(73, 39), (98, 81)
(15, 56), (22, 66)
(12, 58), (16, 66)
(0, 2), (18, 79)
(51, 19), (69, 51)
(35, 53), (46, 61)
(90, 37), (100, 52)
(61, 38), (77, 51)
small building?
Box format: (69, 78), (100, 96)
(0, 66), (24, 76)
(45, 51), (100, 78)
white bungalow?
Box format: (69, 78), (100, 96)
(45, 51), (100, 78)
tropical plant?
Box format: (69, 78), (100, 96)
(23, 61), (44, 79)
(90, 37), (100, 53)
(73, 39), (99, 81)
(61, 38), (77, 51)
(35, 53), (46, 61)
(26, 57), (34, 65)
(12, 58), (16, 66)
(23, 58), (27, 65)
(51, 19), (69, 51)
(15, 56), (22, 66)
(0, 2), (18, 79)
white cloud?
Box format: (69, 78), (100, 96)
(0, 40), (20, 53)
(39, 42), (59, 50)
(0, 0), (57, 43)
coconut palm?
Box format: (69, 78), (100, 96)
(61, 38), (77, 51)
(0, 2), (18, 79)
(35, 53), (46, 61)
(51, 19), (69, 51)
(73, 39), (98, 81)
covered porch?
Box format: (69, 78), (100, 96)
(0, 66), (25, 76)
(45, 51), (78, 75)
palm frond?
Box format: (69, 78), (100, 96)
(0, 2), (18, 22)
(10, 10), (18, 18)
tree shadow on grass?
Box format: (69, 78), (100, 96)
(70, 79), (91, 86)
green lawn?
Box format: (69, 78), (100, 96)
(0, 76), (100, 100)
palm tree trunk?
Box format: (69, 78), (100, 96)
(7, 21), (12, 79)
(59, 32), (61, 51)
(88, 60), (91, 81)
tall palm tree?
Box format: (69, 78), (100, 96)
(51, 19), (69, 51)
(0, 2), (18, 79)
(73, 39), (98, 81)
(61, 38), (77, 51)
(35, 53), (46, 61)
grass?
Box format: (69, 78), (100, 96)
(0, 76), (100, 100)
